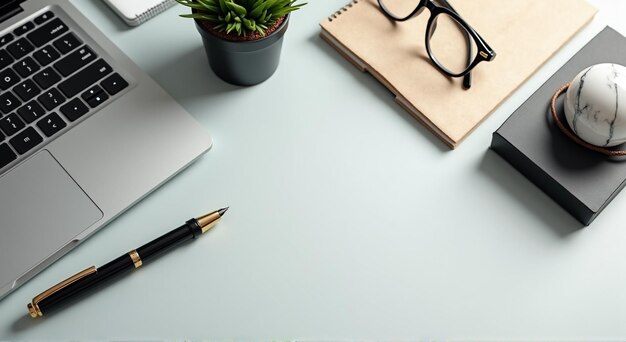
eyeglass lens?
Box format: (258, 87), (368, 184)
(379, 0), (423, 19)
(379, 0), (479, 76)
(428, 13), (477, 75)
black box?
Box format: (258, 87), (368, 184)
(491, 27), (626, 225)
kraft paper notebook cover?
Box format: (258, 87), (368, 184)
(319, 0), (597, 148)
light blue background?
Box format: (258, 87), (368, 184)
(1, 0), (625, 339)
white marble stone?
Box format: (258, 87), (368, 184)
(564, 63), (626, 147)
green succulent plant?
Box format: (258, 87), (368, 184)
(176, 0), (306, 37)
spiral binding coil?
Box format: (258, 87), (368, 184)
(136, 0), (176, 25)
(328, 0), (359, 22)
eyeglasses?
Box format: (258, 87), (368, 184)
(377, 0), (496, 89)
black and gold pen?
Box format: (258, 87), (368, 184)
(27, 207), (228, 318)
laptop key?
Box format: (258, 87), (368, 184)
(0, 143), (17, 169)
(38, 88), (65, 110)
(7, 38), (34, 59)
(0, 113), (25, 136)
(60, 98), (89, 121)
(58, 59), (112, 98)
(0, 68), (19, 90)
(53, 33), (81, 54)
(86, 91), (108, 108)
(54, 46), (97, 76)
(34, 11), (54, 25)
(81, 85), (104, 101)
(0, 50), (14, 69)
(14, 22), (35, 36)
(13, 56), (40, 77)
(0, 93), (21, 114)
(33, 67), (61, 90)
(37, 112), (67, 137)
(0, 34), (14, 47)
(33, 45), (60, 66)
(14, 79), (41, 101)
(101, 73), (129, 95)
(27, 18), (69, 47)
(17, 100), (45, 123)
(9, 127), (43, 154)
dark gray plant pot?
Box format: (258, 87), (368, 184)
(194, 15), (289, 86)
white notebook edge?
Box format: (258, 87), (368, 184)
(103, 0), (177, 26)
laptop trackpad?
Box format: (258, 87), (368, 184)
(0, 150), (103, 290)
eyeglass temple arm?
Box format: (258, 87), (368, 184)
(434, 0), (472, 89)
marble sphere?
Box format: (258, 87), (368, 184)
(564, 63), (626, 147)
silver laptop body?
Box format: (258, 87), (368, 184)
(0, 0), (212, 300)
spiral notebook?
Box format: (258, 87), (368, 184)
(103, 0), (176, 26)
(319, 0), (597, 148)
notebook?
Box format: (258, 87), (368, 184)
(319, 0), (597, 148)
(103, 0), (176, 26)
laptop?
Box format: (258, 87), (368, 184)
(0, 0), (212, 300)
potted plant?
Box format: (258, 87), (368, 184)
(177, 0), (305, 86)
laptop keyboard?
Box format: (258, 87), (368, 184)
(0, 11), (129, 172)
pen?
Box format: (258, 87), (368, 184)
(27, 207), (229, 318)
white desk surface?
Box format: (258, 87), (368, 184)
(2, 0), (626, 339)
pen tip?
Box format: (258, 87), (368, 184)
(218, 207), (229, 216)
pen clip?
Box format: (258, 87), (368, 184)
(28, 266), (97, 318)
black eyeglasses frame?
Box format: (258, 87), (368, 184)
(377, 0), (496, 88)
